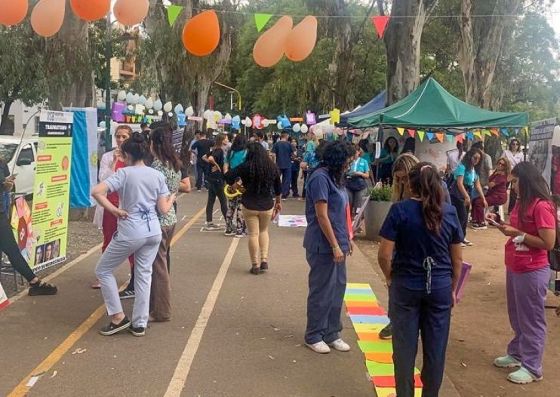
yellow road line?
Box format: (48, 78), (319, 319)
(8, 207), (206, 397)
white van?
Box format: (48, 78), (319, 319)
(0, 136), (38, 196)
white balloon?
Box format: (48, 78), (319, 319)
(145, 98), (154, 109)
(127, 105), (134, 111)
(157, 110), (163, 117)
(185, 106), (195, 117)
(225, 113), (232, 121)
(262, 119), (270, 127)
(148, 109), (154, 114)
(126, 92), (134, 103)
(154, 99), (163, 111)
(138, 95), (147, 105)
(245, 118), (253, 128)
(99, 121), (106, 128)
(277, 122), (283, 130)
(175, 104), (184, 114)
(168, 112), (174, 117)
(203, 110), (212, 120)
(301, 124), (309, 134)
(214, 111), (223, 121)
(117, 90), (127, 102)
(293, 123), (301, 133)
(132, 94), (140, 104)
(163, 101), (173, 113)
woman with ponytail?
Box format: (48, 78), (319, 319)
(378, 162), (464, 397)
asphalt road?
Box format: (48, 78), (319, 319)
(0, 192), (389, 397)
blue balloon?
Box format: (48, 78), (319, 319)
(232, 115), (241, 130)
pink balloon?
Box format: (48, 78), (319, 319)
(285, 16), (318, 62)
(31, 0), (65, 38)
(253, 16), (293, 68)
(113, 0), (149, 26)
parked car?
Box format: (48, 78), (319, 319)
(0, 136), (38, 196)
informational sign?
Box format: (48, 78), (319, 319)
(28, 110), (74, 271)
(529, 118), (560, 192)
(11, 196), (34, 265)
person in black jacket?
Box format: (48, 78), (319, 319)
(0, 159), (57, 296)
(225, 142), (282, 274)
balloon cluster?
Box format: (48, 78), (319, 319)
(0, 0), (149, 37)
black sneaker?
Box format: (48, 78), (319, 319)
(119, 289), (135, 300)
(379, 322), (392, 340)
(99, 317), (131, 336)
(260, 262), (269, 272)
(28, 281), (58, 296)
(129, 326), (146, 337)
(224, 229), (235, 236)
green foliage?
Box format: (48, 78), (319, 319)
(369, 184), (392, 201)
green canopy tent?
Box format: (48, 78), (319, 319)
(347, 77), (529, 130)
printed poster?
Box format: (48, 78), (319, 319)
(28, 110), (74, 271)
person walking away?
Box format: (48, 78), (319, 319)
(502, 139), (524, 214)
(376, 137), (399, 184)
(290, 139), (302, 198)
(345, 145), (370, 217)
(0, 159), (57, 295)
(92, 133), (175, 336)
(224, 134), (248, 237)
(301, 135), (320, 198)
(203, 133), (229, 230)
(192, 131), (214, 191)
(256, 131), (269, 151)
(303, 141), (355, 354)
(471, 157), (510, 229)
(272, 132), (293, 199)
(224, 143), (281, 274)
(149, 127), (182, 322)
(378, 162), (464, 397)
(487, 162), (555, 384)
(93, 125), (135, 294)
(450, 148), (486, 247)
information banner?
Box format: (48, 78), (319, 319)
(28, 110), (74, 271)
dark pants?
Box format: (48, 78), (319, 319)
(0, 212), (36, 282)
(450, 195), (468, 240)
(472, 193), (506, 224)
(302, 171), (308, 198)
(206, 179), (228, 223)
(390, 282), (453, 397)
(196, 162), (210, 190)
(279, 168), (292, 198)
(305, 251), (347, 344)
(508, 189), (518, 214)
(291, 168), (299, 196)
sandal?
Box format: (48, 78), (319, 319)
(28, 280), (58, 296)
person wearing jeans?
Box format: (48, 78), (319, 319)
(225, 142), (282, 274)
(378, 162), (463, 397)
(203, 133), (229, 230)
(488, 162), (555, 384)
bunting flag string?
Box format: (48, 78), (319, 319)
(417, 130), (425, 142)
(254, 13), (273, 32)
(407, 129), (415, 138)
(166, 4), (184, 27)
(456, 134), (465, 143)
(446, 134), (454, 143)
(397, 127), (405, 136)
(426, 131), (434, 141)
(371, 16), (390, 39)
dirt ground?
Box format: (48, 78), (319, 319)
(356, 227), (560, 397)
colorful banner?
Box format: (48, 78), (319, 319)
(28, 110), (74, 271)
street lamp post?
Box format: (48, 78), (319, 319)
(213, 82), (242, 111)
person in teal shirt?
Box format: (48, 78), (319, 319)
(224, 135), (248, 236)
(376, 137), (399, 184)
(346, 145), (370, 217)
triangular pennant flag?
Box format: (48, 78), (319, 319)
(456, 134), (465, 143)
(435, 132), (444, 143)
(397, 127), (405, 136)
(482, 129), (491, 137)
(514, 128), (520, 135)
(407, 129), (415, 138)
(466, 131), (474, 140)
(167, 5), (184, 27)
(330, 108), (341, 124)
(254, 13), (273, 32)
(473, 130), (482, 138)
(426, 132), (434, 141)
(417, 130), (425, 142)
(446, 134), (454, 143)
(490, 128), (499, 136)
(500, 128), (510, 137)
(371, 16), (390, 39)
(522, 126), (529, 136)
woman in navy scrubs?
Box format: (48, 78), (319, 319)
(378, 162), (464, 397)
(304, 141), (355, 354)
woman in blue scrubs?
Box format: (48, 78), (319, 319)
(304, 141), (355, 354)
(378, 162), (464, 397)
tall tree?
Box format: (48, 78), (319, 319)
(381, 0), (438, 104)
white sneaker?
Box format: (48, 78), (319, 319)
(328, 338), (351, 352)
(305, 341), (331, 354)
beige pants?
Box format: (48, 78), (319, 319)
(149, 224), (175, 322)
(241, 208), (273, 265)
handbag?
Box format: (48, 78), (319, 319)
(346, 175), (367, 192)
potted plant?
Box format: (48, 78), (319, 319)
(364, 183), (393, 241)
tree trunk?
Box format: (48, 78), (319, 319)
(0, 100), (14, 135)
(384, 0), (438, 104)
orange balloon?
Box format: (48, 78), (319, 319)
(0, 0), (28, 26)
(30, 0), (65, 38)
(253, 16), (293, 68)
(113, 0), (149, 26)
(70, 0), (110, 22)
(285, 16), (318, 62)
(182, 10), (221, 57)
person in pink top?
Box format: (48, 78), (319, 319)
(487, 162), (556, 385)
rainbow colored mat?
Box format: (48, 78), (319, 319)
(345, 283), (422, 397)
